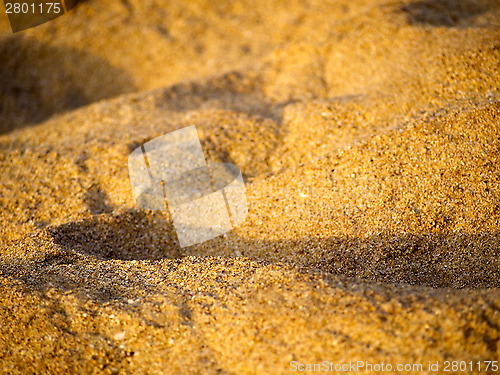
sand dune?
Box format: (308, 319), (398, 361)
(1, 0), (499, 373)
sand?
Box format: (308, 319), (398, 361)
(0, 0), (499, 373)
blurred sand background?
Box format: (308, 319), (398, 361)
(1, 0), (500, 373)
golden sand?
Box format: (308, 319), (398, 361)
(0, 0), (499, 373)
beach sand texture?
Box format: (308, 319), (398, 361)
(1, 0), (500, 373)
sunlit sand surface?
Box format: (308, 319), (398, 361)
(1, 0), (499, 373)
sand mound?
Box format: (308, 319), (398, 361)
(1, 0), (500, 373)
(0, 35), (135, 134)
